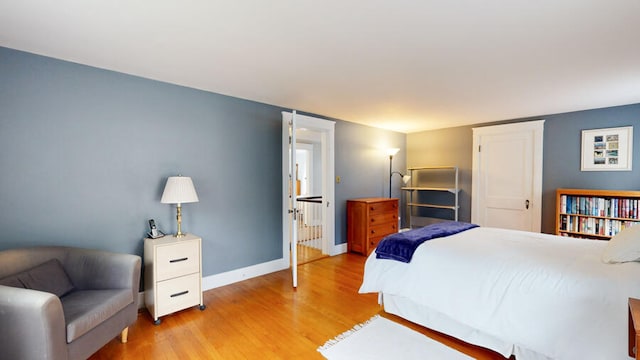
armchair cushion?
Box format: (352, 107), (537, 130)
(0, 259), (75, 297)
(62, 289), (132, 343)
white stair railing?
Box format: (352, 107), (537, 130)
(296, 196), (323, 250)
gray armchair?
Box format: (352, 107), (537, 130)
(0, 246), (141, 360)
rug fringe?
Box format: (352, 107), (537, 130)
(317, 315), (381, 353)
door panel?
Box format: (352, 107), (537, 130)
(285, 111), (298, 288)
(472, 121), (544, 232)
(481, 134), (532, 230)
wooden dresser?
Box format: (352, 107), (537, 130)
(347, 197), (399, 255)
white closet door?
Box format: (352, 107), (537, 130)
(472, 120), (544, 232)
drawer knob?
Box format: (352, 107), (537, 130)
(170, 290), (189, 298)
(169, 257), (188, 263)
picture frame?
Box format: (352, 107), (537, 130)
(581, 126), (633, 171)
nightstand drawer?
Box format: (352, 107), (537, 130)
(156, 273), (200, 317)
(156, 241), (200, 281)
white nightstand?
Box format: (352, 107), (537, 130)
(144, 233), (205, 325)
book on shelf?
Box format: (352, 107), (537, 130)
(559, 216), (636, 237)
(560, 195), (639, 219)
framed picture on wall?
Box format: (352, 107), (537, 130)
(581, 126), (633, 171)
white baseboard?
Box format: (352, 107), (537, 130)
(138, 247), (348, 308)
(330, 243), (347, 256)
(201, 258), (289, 291)
(201, 245), (347, 289)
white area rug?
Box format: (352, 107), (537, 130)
(318, 315), (473, 360)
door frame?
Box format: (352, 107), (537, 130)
(471, 120), (544, 232)
(282, 112), (335, 266)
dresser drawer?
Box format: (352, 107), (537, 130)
(368, 236), (387, 255)
(156, 272), (201, 317)
(368, 201), (398, 214)
(369, 222), (397, 239)
(156, 240), (200, 281)
(369, 212), (397, 226)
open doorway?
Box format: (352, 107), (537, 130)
(282, 112), (335, 276)
(294, 142), (325, 263)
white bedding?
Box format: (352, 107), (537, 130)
(359, 227), (640, 360)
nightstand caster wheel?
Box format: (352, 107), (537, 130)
(154, 319), (161, 325)
(199, 304), (206, 311)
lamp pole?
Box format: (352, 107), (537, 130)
(386, 148), (400, 198)
(389, 154), (393, 198)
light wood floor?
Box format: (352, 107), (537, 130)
(91, 253), (509, 359)
(296, 243), (327, 265)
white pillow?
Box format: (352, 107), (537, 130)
(602, 224), (640, 263)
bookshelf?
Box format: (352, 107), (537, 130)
(402, 166), (459, 228)
(555, 188), (640, 239)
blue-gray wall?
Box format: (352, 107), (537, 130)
(335, 120), (407, 239)
(540, 105), (640, 233)
(408, 103), (640, 234)
(10, 45), (631, 272)
(0, 47), (404, 277)
(407, 127), (474, 226)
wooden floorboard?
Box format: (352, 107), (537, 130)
(91, 253), (508, 359)
(296, 243), (327, 265)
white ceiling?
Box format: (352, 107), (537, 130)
(1, 1), (639, 133)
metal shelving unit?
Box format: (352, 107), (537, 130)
(401, 166), (459, 228)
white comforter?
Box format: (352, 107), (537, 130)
(359, 227), (640, 360)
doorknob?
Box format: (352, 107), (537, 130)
(525, 200), (530, 209)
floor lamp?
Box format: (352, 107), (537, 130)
(387, 148), (411, 198)
(387, 148), (400, 197)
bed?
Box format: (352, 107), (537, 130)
(359, 224), (640, 360)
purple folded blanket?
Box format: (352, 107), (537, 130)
(375, 221), (479, 263)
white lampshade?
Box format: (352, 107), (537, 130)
(402, 175), (411, 184)
(161, 176), (199, 204)
(386, 148), (400, 157)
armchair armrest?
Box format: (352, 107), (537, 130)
(0, 285), (68, 360)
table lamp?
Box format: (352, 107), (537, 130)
(161, 175), (199, 237)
